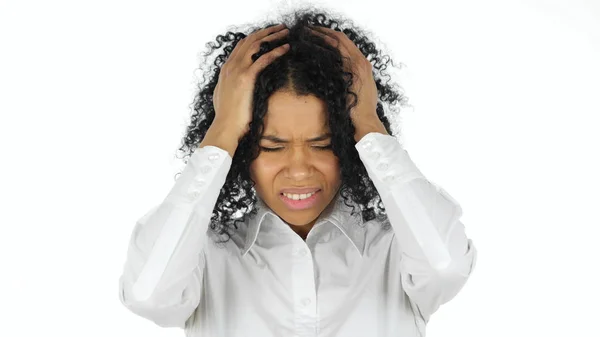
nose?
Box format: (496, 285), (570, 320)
(284, 145), (313, 180)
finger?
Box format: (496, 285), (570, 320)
(261, 27), (289, 44)
(248, 43), (290, 75)
(307, 25), (339, 48)
(230, 24), (285, 61)
(307, 25), (340, 38)
(240, 28), (289, 68)
(251, 23), (287, 41)
(307, 26), (351, 62)
(236, 24), (287, 59)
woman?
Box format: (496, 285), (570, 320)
(118, 8), (477, 337)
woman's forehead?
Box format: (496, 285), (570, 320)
(266, 91), (326, 118)
(262, 91), (332, 136)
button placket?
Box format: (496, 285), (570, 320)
(291, 244), (316, 326)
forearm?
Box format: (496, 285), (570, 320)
(118, 143), (232, 327)
(356, 131), (457, 266)
(355, 131), (477, 320)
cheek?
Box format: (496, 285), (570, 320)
(250, 158), (280, 185)
(316, 156), (341, 184)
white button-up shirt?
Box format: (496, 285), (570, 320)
(118, 132), (477, 336)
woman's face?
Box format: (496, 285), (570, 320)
(249, 90), (342, 238)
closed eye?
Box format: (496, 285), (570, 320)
(259, 145), (332, 152)
(259, 146), (283, 152)
(313, 145), (333, 151)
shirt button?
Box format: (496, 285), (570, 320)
(188, 179), (205, 199)
(208, 153), (220, 161)
(199, 165), (211, 174)
(296, 248), (307, 257)
(301, 298), (311, 306)
(362, 141), (373, 150)
(377, 163), (389, 171)
(383, 175), (395, 182)
(370, 152), (380, 159)
(188, 189), (201, 199)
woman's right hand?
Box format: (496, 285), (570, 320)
(212, 23), (290, 140)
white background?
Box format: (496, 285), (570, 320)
(1, 0), (599, 336)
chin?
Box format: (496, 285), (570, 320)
(277, 209), (318, 226)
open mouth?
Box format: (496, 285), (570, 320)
(279, 190), (321, 210)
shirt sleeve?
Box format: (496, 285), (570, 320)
(355, 132), (477, 323)
(118, 145), (232, 328)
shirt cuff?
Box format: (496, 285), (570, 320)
(164, 145), (232, 205)
(355, 132), (425, 186)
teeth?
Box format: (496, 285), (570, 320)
(283, 191), (317, 200)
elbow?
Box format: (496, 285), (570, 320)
(432, 238), (478, 302)
(118, 274), (200, 329)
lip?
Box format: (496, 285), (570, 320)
(279, 190), (321, 210)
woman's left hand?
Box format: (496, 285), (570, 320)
(306, 25), (388, 142)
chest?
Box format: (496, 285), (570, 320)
(188, 231), (422, 337)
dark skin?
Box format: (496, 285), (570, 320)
(307, 25), (389, 141)
(254, 26), (389, 241)
(249, 90), (341, 240)
(238, 24), (392, 241)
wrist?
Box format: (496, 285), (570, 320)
(212, 118), (247, 140)
(200, 123), (240, 158)
(354, 117), (388, 142)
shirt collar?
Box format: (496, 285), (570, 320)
(241, 190), (366, 257)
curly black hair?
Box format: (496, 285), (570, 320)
(175, 6), (410, 244)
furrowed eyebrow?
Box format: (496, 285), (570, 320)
(260, 133), (331, 143)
